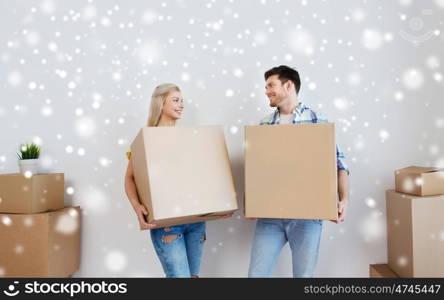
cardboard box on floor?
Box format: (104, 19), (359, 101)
(0, 173), (64, 213)
(130, 126), (238, 227)
(0, 206), (81, 277)
(386, 190), (444, 277)
(395, 166), (444, 196)
(244, 123), (338, 220)
(369, 264), (399, 278)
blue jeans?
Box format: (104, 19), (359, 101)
(248, 218), (323, 278)
(150, 222), (206, 278)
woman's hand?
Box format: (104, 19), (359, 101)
(134, 203), (157, 230)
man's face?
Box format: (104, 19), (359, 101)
(265, 75), (290, 107)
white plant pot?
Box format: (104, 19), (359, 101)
(18, 159), (41, 175)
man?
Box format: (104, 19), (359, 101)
(248, 65), (349, 277)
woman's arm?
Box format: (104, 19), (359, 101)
(124, 160), (157, 229)
(124, 161), (142, 209)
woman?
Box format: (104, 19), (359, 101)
(124, 83), (229, 278)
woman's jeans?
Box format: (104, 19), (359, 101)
(150, 222), (206, 278)
(248, 218), (323, 278)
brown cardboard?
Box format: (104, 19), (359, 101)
(386, 190), (444, 277)
(369, 264), (399, 278)
(0, 173), (64, 213)
(0, 206), (81, 277)
(244, 123), (338, 220)
(395, 166), (444, 196)
(130, 126), (238, 227)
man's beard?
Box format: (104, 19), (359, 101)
(269, 96), (280, 107)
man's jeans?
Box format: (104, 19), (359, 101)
(150, 222), (206, 278)
(248, 218), (323, 277)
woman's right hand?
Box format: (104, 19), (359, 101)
(134, 203), (157, 230)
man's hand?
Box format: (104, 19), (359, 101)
(221, 212), (234, 219)
(134, 203), (157, 230)
(332, 199), (348, 224)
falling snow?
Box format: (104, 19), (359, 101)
(0, 0), (443, 278)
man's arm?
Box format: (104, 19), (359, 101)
(335, 169), (349, 223)
(338, 169), (349, 202)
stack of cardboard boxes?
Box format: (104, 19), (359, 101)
(0, 173), (80, 277)
(370, 166), (444, 278)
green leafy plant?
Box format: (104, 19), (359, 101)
(17, 143), (41, 160)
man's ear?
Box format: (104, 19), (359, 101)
(285, 80), (293, 91)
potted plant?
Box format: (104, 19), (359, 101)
(17, 142), (41, 174)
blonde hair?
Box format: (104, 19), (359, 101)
(147, 83), (181, 127)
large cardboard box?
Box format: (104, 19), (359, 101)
(386, 190), (444, 277)
(0, 206), (81, 277)
(369, 264), (399, 278)
(130, 126), (238, 227)
(395, 166), (444, 196)
(0, 173), (64, 213)
(244, 123), (338, 220)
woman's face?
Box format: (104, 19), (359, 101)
(162, 90), (184, 120)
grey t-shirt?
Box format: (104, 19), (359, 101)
(279, 113), (294, 124)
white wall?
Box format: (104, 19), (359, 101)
(1, 0), (443, 277)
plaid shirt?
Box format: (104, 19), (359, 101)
(259, 102), (349, 175)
